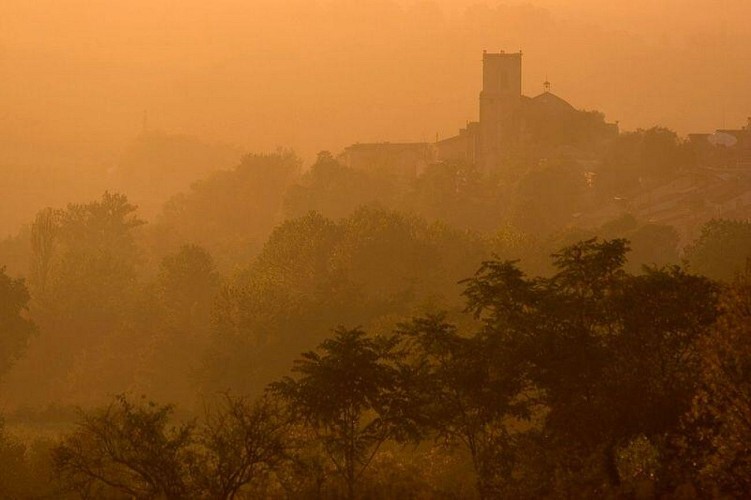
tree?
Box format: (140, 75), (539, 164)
(157, 244), (220, 335)
(686, 219), (751, 281)
(29, 208), (58, 295)
(600, 127), (693, 193)
(638, 127), (693, 177)
(0, 418), (28, 498)
(404, 160), (505, 232)
(53, 393), (290, 499)
(131, 244), (222, 407)
(454, 238), (718, 495)
(337, 207), (442, 301)
(510, 160), (588, 236)
(677, 276), (751, 496)
(272, 327), (417, 499)
(52, 395), (195, 499)
(22, 193), (145, 405)
(607, 266), (718, 439)
(0, 267), (35, 379)
(30, 192), (144, 324)
(284, 151), (391, 221)
(202, 208), (485, 397)
(194, 395), (290, 500)
(203, 211), (350, 396)
(593, 214), (681, 273)
(397, 314), (533, 499)
(158, 149), (301, 268)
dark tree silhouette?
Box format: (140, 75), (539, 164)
(0, 267), (35, 379)
(272, 327), (418, 500)
(53, 395), (195, 499)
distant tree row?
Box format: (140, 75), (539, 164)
(129, 127), (696, 269)
(3, 185), (751, 410)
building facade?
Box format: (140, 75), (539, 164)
(343, 51), (618, 176)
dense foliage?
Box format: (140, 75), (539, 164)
(7, 238), (742, 498)
(1, 136), (750, 497)
(0, 267), (35, 378)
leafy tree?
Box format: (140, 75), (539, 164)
(593, 214), (680, 273)
(0, 267), (35, 379)
(677, 276), (751, 496)
(336, 207), (442, 301)
(637, 127), (693, 177)
(20, 193), (145, 405)
(53, 393), (290, 499)
(29, 207), (58, 296)
(620, 223), (680, 273)
(607, 266), (718, 439)
(398, 314), (532, 499)
(486, 224), (554, 277)
(272, 327), (417, 499)
(686, 219), (751, 281)
(510, 160), (587, 236)
(157, 244), (220, 335)
(520, 105), (614, 156)
(247, 211), (347, 311)
(130, 244), (222, 407)
(614, 435), (660, 497)
(599, 127), (693, 194)
(284, 151), (391, 221)
(194, 395), (291, 500)
(0, 418), (28, 498)
(0, 225), (33, 279)
(404, 161), (506, 232)
(204, 212), (350, 396)
(157, 150), (301, 268)
(53, 395), (195, 499)
(203, 208), (485, 397)
(30, 192), (144, 325)
(452, 238), (718, 495)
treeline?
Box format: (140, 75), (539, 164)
(1, 138), (751, 497)
(0, 125), (691, 276)
(0, 125), (732, 281)
(3, 183), (748, 409)
(2, 238), (751, 498)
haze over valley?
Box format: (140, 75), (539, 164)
(1, 1), (751, 498)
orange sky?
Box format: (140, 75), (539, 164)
(1, 0), (750, 233)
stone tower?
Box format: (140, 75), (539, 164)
(479, 50), (522, 169)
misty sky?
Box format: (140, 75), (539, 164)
(1, 0), (750, 222)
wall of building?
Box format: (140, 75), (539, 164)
(340, 142), (435, 181)
(435, 122), (479, 163)
(479, 51), (523, 169)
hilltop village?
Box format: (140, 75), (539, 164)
(340, 51), (751, 242)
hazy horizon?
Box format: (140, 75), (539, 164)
(1, 0), (750, 235)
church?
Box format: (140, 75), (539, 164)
(340, 51), (618, 176)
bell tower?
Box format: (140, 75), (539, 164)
(479, 50), (522, 169)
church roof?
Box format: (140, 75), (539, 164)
(528, 91), (576, 113)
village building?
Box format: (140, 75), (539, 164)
(341, 50), (618, 175)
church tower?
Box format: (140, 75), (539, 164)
(479, 50), (522, 169)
